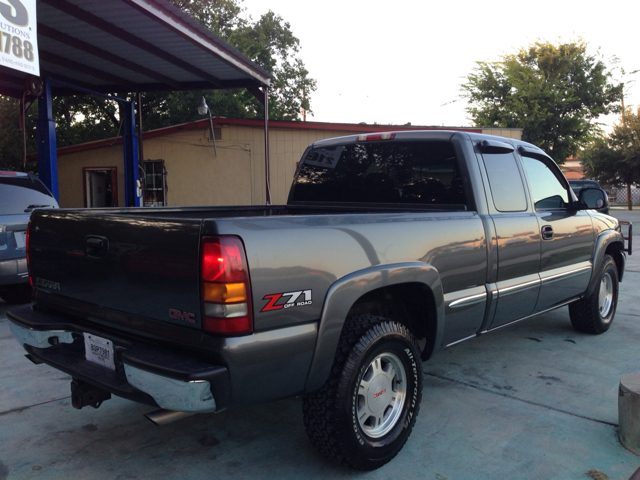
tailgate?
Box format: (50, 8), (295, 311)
(29, 209), (203, 330)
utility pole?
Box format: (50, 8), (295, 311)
(621, 86), (632, 211)
(301, 90), (306, 122)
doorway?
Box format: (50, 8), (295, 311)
(84, 167), (118, 207)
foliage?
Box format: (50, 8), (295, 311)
(583, 107), (640, 188)
(53, 95), (121, 146)
(147, 0), (316, 125)
(461, 40), (622, 163)
(0, 96), (35, 172)
(170, 0), (244, 36)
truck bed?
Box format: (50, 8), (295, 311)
(28, 202), (479, 340)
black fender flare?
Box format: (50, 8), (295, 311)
(304, 262), (444, 392)
(585, 230), (625, 298)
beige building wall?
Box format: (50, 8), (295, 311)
(227, 125), (365, 205)
(57, 145), (126, 208)
(56, 124), (523, 208)
(142, 126), (253, 206)
(133, 124), (359, 206)
(481, 128), (522, 140)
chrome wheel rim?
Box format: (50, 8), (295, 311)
(598, 272), (614, 321)
(356, 352), (407, 438)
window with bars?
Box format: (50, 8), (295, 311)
(143, 160), (167, 207)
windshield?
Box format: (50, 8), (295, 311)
(291, 140), (467, 208)
(0, 177), (58, 215)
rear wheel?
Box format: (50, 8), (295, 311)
(0, 283), (32, 304)
(303, 315), (422, 470)
(569, 254), (618, 334)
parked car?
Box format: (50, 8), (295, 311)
(569, 179), (610, 214)
(0, 171), (58, 304)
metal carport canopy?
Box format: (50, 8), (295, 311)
(0, 0), (271, 95)
(0, 0), (273, 204)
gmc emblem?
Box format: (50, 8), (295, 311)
(169, 309), (196, 323)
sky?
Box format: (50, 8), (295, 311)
(241, 0), (639, 131)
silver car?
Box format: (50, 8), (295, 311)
(0, 171), (58, 304)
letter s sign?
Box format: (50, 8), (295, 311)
(0, 0), (28, 27)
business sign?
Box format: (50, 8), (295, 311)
(0, 0), (39, 76)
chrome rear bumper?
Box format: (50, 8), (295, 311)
(8, 307), (229, 413)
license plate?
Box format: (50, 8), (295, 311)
(84, 333), (115, 371)
(14, 231), (26, 249)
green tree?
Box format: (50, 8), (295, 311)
(146, 0), (316, 126)
(461, 40), (622, 163)
(0, 96), (35, 172)
(171, 0), (244, 36)
(583, 107), (640, 210)
(53, 95), (121, 146)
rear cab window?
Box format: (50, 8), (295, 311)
(290, 140), (468, 209)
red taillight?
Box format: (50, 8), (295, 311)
(202, 240), (246, 283)
(26, 222), (33, 286)
(356, 133), (396, 142)
(201, 236), (253, 336)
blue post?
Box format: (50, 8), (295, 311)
(36, 78), (59, 201)
(120, 101), (140, 207)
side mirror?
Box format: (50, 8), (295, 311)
(578, 187), (607, 210)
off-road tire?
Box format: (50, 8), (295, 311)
(302, 314), (422, 470)
(569, 254), (619, 334)
(0, 283), (32, 304)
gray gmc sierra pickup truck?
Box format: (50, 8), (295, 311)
(8, 131), (631, 470)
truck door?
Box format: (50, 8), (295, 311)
(518, 151), (594, 311)
(480, 150), (542, 329)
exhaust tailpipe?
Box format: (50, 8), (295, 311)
(144, 409), (195, 426)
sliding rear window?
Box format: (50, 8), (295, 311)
(290, 140), (467, 208)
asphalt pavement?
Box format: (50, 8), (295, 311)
(1, 211), (640, 479)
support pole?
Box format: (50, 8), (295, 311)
(621, 90), (632, 211)
(207, 108), (217, 156)
(263, 87), (271, 205)
(36, 78), (59, 201)
(137, 92), (145, 204)
(120, 101), (140, 207)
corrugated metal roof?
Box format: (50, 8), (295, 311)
(0, 0), (271, 97)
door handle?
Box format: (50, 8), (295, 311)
(85, 235), (110, 259)
(541, 225), (554, 240)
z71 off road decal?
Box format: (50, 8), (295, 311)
(261, 290), (312, 312)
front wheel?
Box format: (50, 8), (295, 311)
(569, 254), (619, 334)
(303, 315), (422, 470)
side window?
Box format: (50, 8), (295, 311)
(521, 156), (569, 210)
(482, 153), (527, 212)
